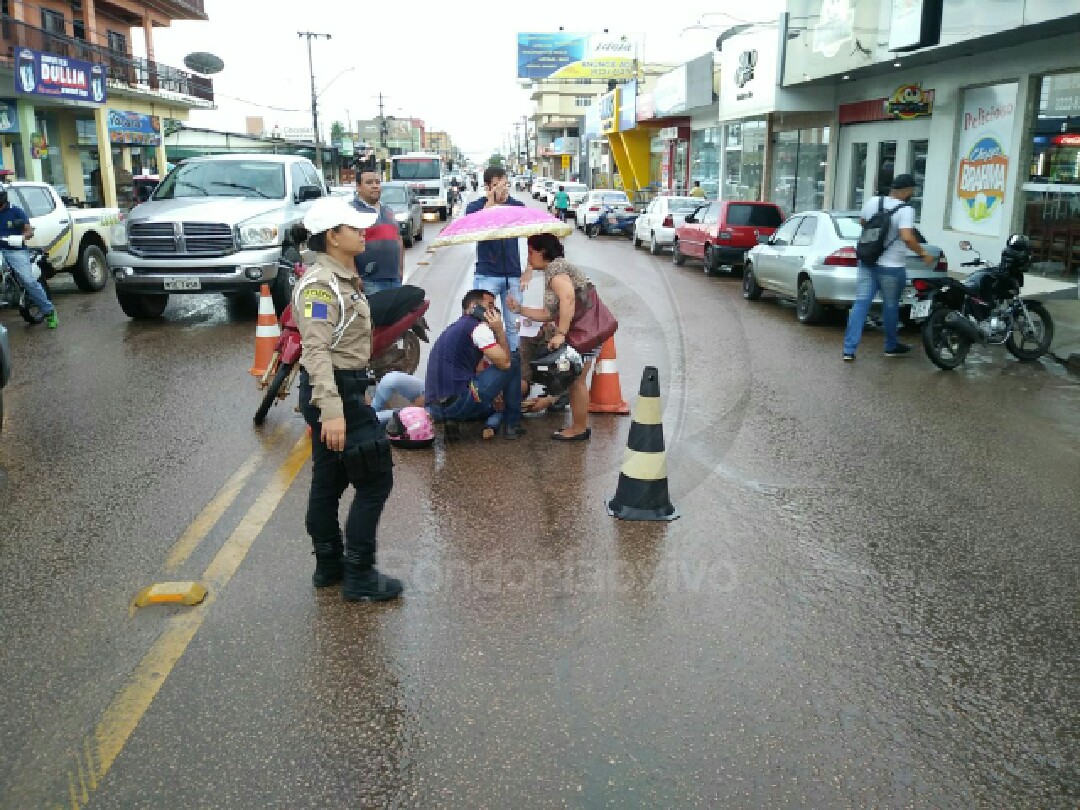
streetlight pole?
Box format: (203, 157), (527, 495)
(298, 31), (331, 173)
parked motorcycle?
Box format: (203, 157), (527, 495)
(253, 264), (431, 425)
(585, 204), (636, 239)
(0, 240), (54, 324)
(910, 235), (1054, 370)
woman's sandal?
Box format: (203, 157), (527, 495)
(551, 428), (591, 442)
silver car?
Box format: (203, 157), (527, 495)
(379, 181), (424, 247)
(742, 210), (946, 324)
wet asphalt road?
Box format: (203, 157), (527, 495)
(0, 191), (1078, 808)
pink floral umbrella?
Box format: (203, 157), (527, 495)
(430, 205), (572, 248)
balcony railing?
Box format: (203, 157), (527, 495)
(0, 15), (213, 104)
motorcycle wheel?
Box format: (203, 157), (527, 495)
(1005, 301), (1054, 361)
(18, 278), (51, 324)
(254, 361), (291, 426)
(921, 307), (971, 370)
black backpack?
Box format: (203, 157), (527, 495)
(856, 197), (909, 265)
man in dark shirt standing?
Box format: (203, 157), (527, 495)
(0, 186), (55, 328)
(465, 167), (526, 353)
(351, 171), (403, 295)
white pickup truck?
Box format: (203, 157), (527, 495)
(6, 181), (120, 292)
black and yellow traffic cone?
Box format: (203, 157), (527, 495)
(606, 366), (679, 521)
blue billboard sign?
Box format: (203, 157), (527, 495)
(517, 32), (642, 80)
(14, 47), (106, 105)
(108, 110), (161, 145)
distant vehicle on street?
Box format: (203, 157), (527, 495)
(530, 177), (548, 199)
(557, 182), (589, 217)
(576, 190), (636, 230)
(632, 195), (701, 255)
(6, 181), (119, 292)
(0, 322), (9, 430)
(108, 153), (326, 318)
(742, 209), (948, 324)
(380, 181), (424, 247)
(673, 200), (784, 275)
(391, 152), (449, 220)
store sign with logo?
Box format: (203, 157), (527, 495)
(14, 47), (106, 105)
(719, 30), (778, 121)
(599, 89), (619, 134)
(108, 110), (162, 145)
(0, 99), (18, 133)
(951, 82), (1017, 236)
(884, 84), (933, 119)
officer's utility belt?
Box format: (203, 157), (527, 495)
(300, 367), (375, 393)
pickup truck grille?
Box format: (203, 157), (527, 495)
(129, 222), (236, 257)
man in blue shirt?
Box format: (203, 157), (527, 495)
(465, 167), (526, 352)
(0, 187), (55, 328)
(351, 171), (403, 295)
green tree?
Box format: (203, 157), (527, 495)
(488, 153), (505, 168)
(330, 121), (346, 143)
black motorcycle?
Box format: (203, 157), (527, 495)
(0, 243), (53, 324)
(910, 234), (1054, 370)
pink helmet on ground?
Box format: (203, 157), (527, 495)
(387, 407), (434, 449)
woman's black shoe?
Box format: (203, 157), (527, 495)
(551, 428), (591, 442)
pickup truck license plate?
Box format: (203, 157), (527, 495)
(909, 300), (931, 319)
(163, 277), (202, 291)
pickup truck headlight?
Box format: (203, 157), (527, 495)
(110, 223), (128, 249)
(239, 224), (280, 248)
(394, 212), (409, 222)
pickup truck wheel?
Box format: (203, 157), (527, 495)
(117, 291), (168, 319)
(439, 208), (447, 222)
(415, 222), (424, 242)
(403, 229), (414, 248)
(73, 244), (108, 292)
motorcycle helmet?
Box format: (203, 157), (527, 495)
(529, 344), (584, 396)
(386, 406), (434, 449)
(1000, 234), (1031, 280)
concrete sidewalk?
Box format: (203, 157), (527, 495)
(1023, 275), (1079, 372)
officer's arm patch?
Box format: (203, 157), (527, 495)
(304, 301), (329, 320)
(303, 289), (334, 303)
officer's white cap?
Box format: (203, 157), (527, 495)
(303, 196), (377, 234)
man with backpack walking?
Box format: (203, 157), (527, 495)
(843, 174), (936, 361)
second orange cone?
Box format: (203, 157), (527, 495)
(249, 284), (281, 377)
(588, 336), (630, 415)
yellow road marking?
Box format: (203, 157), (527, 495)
(165, 424), (286, 570)
(63, 433), (311, 808)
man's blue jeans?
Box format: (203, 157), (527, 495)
(427, 352), (522, 431)
(843, 262), (906, 355)
(2, 249), (53, 316)
(364, 277), (401, 295)
(473, 274), (521, 352)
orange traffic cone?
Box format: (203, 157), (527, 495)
(249, 284), (281, 377)
(588, 336), (630, 414)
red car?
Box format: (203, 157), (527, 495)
(672, 200), (784, 275)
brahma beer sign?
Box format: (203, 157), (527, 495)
(951, 82), (1018, 236)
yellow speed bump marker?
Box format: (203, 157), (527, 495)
(131, 582), (208, 610)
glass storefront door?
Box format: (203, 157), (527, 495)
(851, 143), (868, 209)
(875, 141), (897, 196)
(690, 127), (720, 199)
(724, 119), (766, 201)
(768, 127), (829, 214)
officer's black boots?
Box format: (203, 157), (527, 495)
(342, 554), (403, 602)
(311, 541), (343, 588)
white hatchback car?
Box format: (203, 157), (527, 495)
(633, 196), (702, 255)
(530, 177), (548, 199)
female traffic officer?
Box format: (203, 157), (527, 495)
(293, 196), (402, 602)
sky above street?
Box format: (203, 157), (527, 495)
(146, 0), (781, 160)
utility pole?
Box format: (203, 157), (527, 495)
(298, 31), (331, 173)
(521, 114), (531, 170)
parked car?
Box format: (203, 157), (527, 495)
(741, 210), (948, 324)
(132, 174), (160, 205)
(576, 190), (637, 230)
(108, 153), (326, 319)
(551, 182), (589, 216)
(633, 195), (701, 255)
(6, 181), (120, 292)
(379, 181), (424, 247)
(673, 200), (785, 275)
(540, 179), (558, 206)
(530, 177), (548, 199)
(0, 322), (9, 430)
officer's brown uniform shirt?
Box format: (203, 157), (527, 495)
(294, 253), (372, 422)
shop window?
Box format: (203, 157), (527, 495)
(851, 143), (868, 209)
(41, 9), (66, 35)
(875, 141), (897, 196)
(107, 31), (127, 55)
(908, 140), (928, 221)
(73, 20), (85, 40)
(724, 120), (765, 201)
